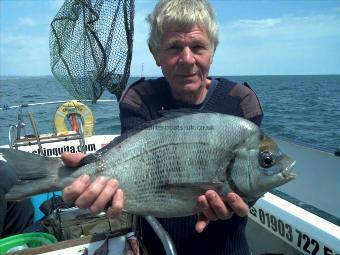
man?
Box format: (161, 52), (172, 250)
(62, 0), (263, 254)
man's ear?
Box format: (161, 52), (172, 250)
(210, 48), (214, 64)
(149, 44), (161, 66)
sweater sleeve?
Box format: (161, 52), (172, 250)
(119, 86), (151, 134)
(230, 83), (264, 126)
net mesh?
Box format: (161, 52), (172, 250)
(50, 0), (134, 101)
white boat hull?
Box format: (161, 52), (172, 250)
(247, 192), (340, 255)
(0, 134), (117, 157)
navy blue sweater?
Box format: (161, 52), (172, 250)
(119, 77), (263, 255)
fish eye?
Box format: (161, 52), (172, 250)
(260, 151), (274, 168)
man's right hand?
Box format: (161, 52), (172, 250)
(61, 152), (124, 218)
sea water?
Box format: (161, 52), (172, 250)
(1, 75), (340, 152)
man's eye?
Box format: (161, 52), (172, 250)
(192, 45), (206, 53)
(168, 45), (181, 51)
(193, 45), (204, 50)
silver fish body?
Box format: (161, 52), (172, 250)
(0, 112), (295, 218)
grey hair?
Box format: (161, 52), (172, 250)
(147, 0), (219, 53)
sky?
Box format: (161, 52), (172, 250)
(0, 0), (340, 76)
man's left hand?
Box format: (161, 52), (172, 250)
(196, 190), (249, 233)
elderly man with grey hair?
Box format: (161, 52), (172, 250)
(62, 0), (263, 254)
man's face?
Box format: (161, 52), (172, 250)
(152, 25), (214, 102)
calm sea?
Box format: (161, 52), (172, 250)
(0, 75), (340, 153)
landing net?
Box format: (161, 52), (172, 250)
(50, 0), (134, 101)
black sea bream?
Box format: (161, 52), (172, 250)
(0, 112), (295, 217)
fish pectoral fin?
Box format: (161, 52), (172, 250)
(161, 182), (224, 196)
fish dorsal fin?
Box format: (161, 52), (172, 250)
(79, 110), (204, 166)
(111, 109), (209, 146)
(113, 110), (206, 144)
(78, 132), (142, 166)
(81, 110), (220, 166)
(158, 108), (203, 118)
(159, 108), (218, 120)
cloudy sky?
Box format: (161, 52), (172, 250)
(0, 0), (340, 76)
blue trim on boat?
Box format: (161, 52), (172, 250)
(32, 192), (61, 221)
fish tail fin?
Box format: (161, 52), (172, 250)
(0, 148), (74, 200)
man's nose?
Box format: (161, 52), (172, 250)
(180, 47), (195, 64)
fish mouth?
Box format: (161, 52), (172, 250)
(282, 160), (296, 180)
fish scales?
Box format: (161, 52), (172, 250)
(70, 113), (258, 216)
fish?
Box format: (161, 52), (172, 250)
(0, 112), (295, 218)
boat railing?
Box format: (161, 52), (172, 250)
(0, 99), (117, 111)
(144, 216), (178, 255)
(274, 135), (340, 157)
(3, 100), (116, 152)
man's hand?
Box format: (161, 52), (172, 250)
(196, 190), (249, 233)
(61, 152), (124, 218)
